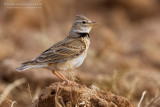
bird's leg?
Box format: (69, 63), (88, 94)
(52, 71), (65, 81)
(56, 71), (69, 82)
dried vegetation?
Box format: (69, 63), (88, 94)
(0, 0), (160, 107)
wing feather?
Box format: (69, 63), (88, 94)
(34, 38), (86, 63)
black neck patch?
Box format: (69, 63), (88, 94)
(78, 33), (90, 38)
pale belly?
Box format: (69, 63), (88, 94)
(56, 52), (87, 71)
(47, 37), (90, 71)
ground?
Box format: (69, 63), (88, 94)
(0, 0), (160, 107)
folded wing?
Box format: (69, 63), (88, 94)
(33, 38), (86, 64)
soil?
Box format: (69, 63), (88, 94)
(32, 82), (133, 107)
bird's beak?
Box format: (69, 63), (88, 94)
(90, 21), (97, 27)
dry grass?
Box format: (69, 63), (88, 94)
(0, 0), (160, 106)
(0, 78), (26, 106)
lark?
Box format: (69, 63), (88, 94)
(16, 15), (96, 82)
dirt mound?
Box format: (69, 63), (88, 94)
(32, 82), (133, 107)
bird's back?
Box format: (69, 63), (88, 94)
(17, 33), (90, 71)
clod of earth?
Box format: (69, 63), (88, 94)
(32, 82), (133, 107)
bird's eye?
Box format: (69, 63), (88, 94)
(82, 21), (87, 24)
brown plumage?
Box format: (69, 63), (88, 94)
(16, 15), (96, 82)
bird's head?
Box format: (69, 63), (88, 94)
(70, 15), (96, 34)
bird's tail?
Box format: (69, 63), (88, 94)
(16, 60), (43, 72)
(16, 65), (35, 72)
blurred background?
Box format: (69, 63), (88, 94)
(0, 0), (160, 106)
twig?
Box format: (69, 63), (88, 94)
(32, 86), (41, 102)
(137, 91), (146, 107)
(27, 83), (32, 103)
(0, 78), (26, 105)
(55, 83), (63, 107)
(0, 95), (17, 107)
(145, 89), (160, 107)
(11, 101), (17, 107)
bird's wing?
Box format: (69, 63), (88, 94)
(33, 38), (86, 64)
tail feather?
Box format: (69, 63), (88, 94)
(16, 60), (44, 72)
(16, 65), (34, 72)
(22, 60), (37, 66)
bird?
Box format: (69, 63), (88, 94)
(16, 14), (96, 82)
